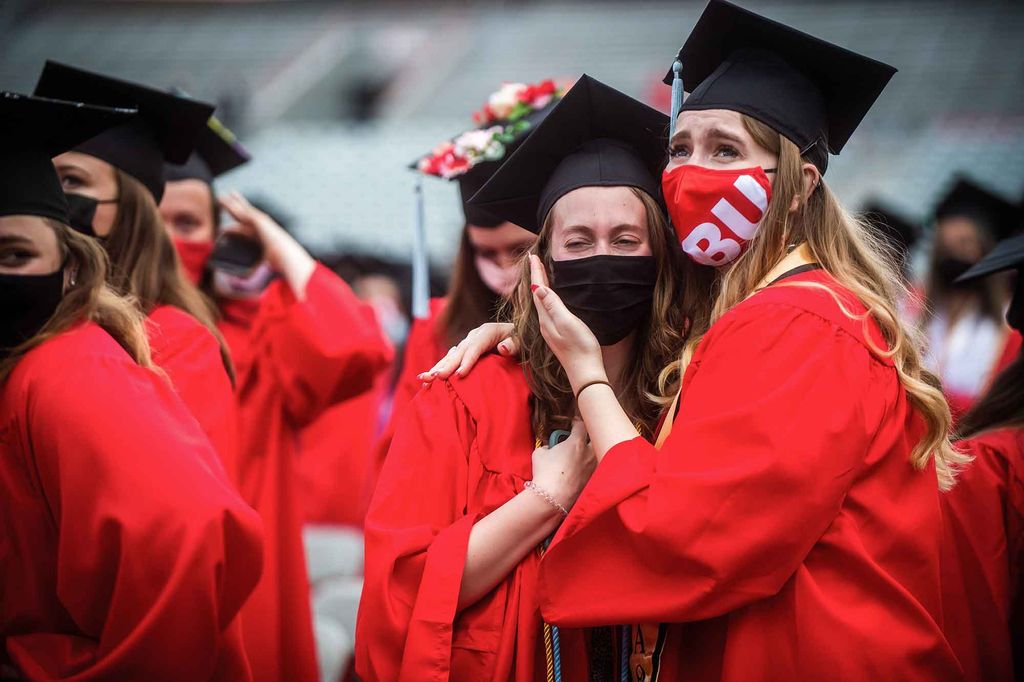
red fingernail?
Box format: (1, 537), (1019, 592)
(531, 284), (539, 292)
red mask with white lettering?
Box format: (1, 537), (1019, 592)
(662, 164), (774, 267)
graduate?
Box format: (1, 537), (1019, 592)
(438, 1), (968, 678)
(0, 91), (263, 680)
(940, 233), (1024, 681)
(161, 107), (251, 287)
(369, 79), (562, 490)
(921, 177), (1023, 418)
(32, 60), (240, 468)
(156, 98), (393, 680)
(356, 75), (701, 681)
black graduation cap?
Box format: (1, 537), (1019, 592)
(165, 96), (251, 185)
(0, 91), (135, 223)
(665, 0), (896, 174)
(33, 61), (215, 202)
(413, 80), (564, 227)
(468, 75), (668, 234)
(934, 177), (1023, 242)
(861, 200), (921, 267)
(956, 232), (1024, 332)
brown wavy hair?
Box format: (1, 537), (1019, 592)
(0, 219), (151, 382)
(661, 115), (968, 490)
(508, 188), (703, 440)
(105, 170), (235, 384)
(958, 353), (1024, 438)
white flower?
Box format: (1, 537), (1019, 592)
(487, 82), (526, 120)
(454, 126), (503, 158)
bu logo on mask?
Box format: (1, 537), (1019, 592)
(662, 165), (774, 268)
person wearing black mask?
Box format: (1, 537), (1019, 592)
(0, 91), (263, 680)
(921, 176), (1023, 419)
(356, 76), (703, 680)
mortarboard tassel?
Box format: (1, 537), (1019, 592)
(669, 59), (684, 138)
(411, 175), (429, 320)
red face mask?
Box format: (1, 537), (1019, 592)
(662, 164), (774, 267)
(173, 237), (214, 285)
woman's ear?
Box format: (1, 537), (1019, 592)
(788, 162), (821, 213)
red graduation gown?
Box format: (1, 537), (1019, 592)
(538, 269), (961, 681)
(218, 264), (392, 682)
(941, 427), (1024, 681)
(147, 304), (238, 480)
(368, 297), (448, 488)
(356, 355), (589, 681)
(297, 375), (389, 527)
(0, 323), (263, 681)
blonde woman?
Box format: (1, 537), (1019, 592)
(433, 2), (967, 679)
(356, 77), (707, 680)
(1, 92), (262, 680)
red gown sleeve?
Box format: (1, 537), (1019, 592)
(9, 343), (264, 680)
(147, 305), (239, 481)
(539, 302), (888, 625)
(250, 263), (393, 427)
(355, 380), (479, 682)
(941, 429), (1024, 682)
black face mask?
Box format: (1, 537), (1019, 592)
(64, 192), (116, 239)
(550, 254), (657, 346)
(0, 268), (65, 358)
(934, 256), (975, 287)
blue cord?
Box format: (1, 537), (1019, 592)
(620, 625), (630, 681)
(669, 59), (684, 138)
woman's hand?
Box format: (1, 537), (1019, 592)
(418, 322), (517, 383)
(530, 419), (597, 511)
(529, 255), (606, 393)
(219, 192), (316, 297)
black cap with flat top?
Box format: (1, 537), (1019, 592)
(665, 0), (896, 173)
(956, 232), (1024, 332)
(861, 200), (921, 267)
(33, 61), (215, 202)
(934, 177), (1023, 242)
(165, 98), (251, 185)
(468, 74), (668, 234)
(0, 91), (135, 223)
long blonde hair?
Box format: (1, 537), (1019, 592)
(508, 188), (703, 440)
(0, 220), (151, 382)
(662, 115), (967, 491)
(105, 169), (235, 384)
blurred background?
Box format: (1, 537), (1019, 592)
(3, 0), (1023, 283)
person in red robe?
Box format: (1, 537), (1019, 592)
(356, 74), (700, 681)
(36, 61), (240, 471)
(919, 177), (1023, 420)
(428, 4), (966, 679)
(214, 192), (393, 682)
(940, 233), (1024, 681)
(0, 92), (264, 681)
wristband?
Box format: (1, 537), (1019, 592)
(574, 379), (611, 401)
(524, 481), (569, 517)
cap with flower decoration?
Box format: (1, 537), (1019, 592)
(413, 79), (565, 227)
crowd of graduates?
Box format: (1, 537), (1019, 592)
(1, 1), (1021, 680)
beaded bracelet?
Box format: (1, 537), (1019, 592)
(524, 481), (569, 517)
